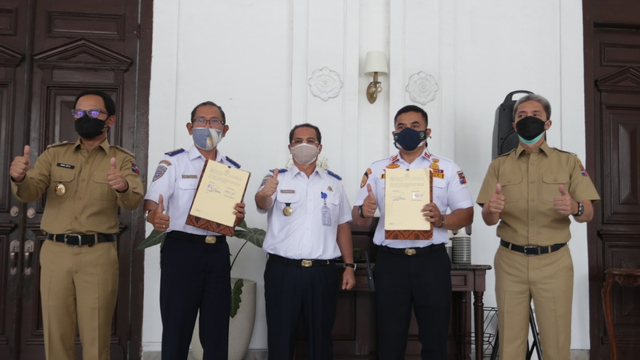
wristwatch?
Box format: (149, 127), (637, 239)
(572, 202), (584, 217)
(344, 263), (357, 270)
(144, 210), (151, 222)
(358, 205), (366, 219)
(436, 215), (446, 228)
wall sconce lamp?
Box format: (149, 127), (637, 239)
(364, 51), (389, 104)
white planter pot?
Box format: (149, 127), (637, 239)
(190, 278), (257, 360)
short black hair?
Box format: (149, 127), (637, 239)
(74, 90), (116, 116)
(289, 123), (322, 144)
(394, 105), (428, 127)
(190, 101), (226, 124)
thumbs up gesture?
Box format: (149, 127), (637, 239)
(152, 194), (171, 232)
(488, 183), (505, 215)
(107, 157), (129, 192)
(554, 184), (573, 216)
(361, 184), (378, 218)
(259, 168), (280, 197)
(10, 145), (31, 182)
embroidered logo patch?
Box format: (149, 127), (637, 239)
(152, 165), (168, 182)
(457, 171), (467, 185)
(360, 168), (372, 188)
(131, 162), (140, 175)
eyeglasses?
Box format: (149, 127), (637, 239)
(291, 138), (319, 146)
(71, 109), (109, 119)
(192, 118), (225, 127)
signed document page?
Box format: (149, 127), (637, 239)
(384, 168), (432, 231)
(188, 160), (250, 228)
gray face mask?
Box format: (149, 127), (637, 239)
(290, 143), (319, 165)
(193, 128), (223, 150)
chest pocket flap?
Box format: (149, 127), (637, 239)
(276, 191), (301, 204)
(499, 172), (523, 203)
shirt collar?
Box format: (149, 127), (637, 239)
(73, 138), (110, 152)
(391, 150), (433, 165)
(290, 164), (322, 179)
(515, 141), (551, 157)
(188, 145), (224, 162)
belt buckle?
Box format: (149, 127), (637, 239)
(205, 236), (217, 244)
(301, 260), (313, 267)
(523, 246), (539, 256)
(64, 234), (82, 246)
(404, 248), (417, 256)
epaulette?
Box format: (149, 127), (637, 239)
(556, 148), (577, 157)
(327, 170), (342, 180)
(112, 145), (135, 157)
(46, 141), (71, 149)
(225, 156), (241, 169)
(498, 148), (516, 157)
(165, 148), (185, 156)
(269, 168), (288, 173)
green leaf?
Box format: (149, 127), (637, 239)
(233, 220), (266, 248)
(136, 229), (166, 250)
(230, 278), (244, 318)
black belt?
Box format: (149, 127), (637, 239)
(500, 239), (567, 256)
(268, 253), (336, 267)
(167, 231), (226, 244)
(379, 243), (445, 256)
(47, 233), (116, 246)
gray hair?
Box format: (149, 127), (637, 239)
(512, 93), (552, 120)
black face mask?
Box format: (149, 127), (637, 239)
(515, 116), (547, 140)
(393, 128), (427, 151)
(75, 115), (107, 139)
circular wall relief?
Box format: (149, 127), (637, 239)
(405, 71), (439, 105)
(308, 67), (343, 101)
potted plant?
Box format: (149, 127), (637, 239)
(138, 220), (265, 360)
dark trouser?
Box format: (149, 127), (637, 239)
(375, 245), (452, 360)
(160, 234), (230, 360)
(264, 258), (338, 360)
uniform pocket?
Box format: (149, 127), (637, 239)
(50, 169), (76, 199)
(499, 172), (523, 203)
(178, 179), (199, 209)
(92, 175), (116, 201)
(542, 173), (569, 202)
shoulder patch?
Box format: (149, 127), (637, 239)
(46, 141), (71, 149)
(327, 170), (342, 180)
(165, 148), (185, 156)
(225, 156), (241, 169)
(360, 168), (372, 188)
(112, 145), (135, 157)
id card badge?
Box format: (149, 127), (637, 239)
(320, 191), (331, 226)
(321, 205), (331, 226)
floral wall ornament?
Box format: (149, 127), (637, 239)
(405, 71), (439, 105)
(308, 67), (343, 101)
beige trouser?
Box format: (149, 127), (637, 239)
(495, 245), (574, 360)
(40, 240), (119, 360)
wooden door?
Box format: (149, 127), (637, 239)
(584, 0), (640, 358)
(0, 0), (152, 359)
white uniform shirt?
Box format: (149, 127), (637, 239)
(354, 151), (473, 248)
(145, 145), (241, 235)
(257, 166), (352, 259)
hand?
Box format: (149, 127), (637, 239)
(554, 184), (573, 216)
(259, 169), (279, 197)
(342, 268), (356, 290)
(233, 202), (246, 220)
(488, 183), (505, 215)
(422, 202), (443, 226)
(10, 145), (31, 182)
(107, 157), (129, 192)
(361, 184), (377, 218)
(152, 194), (171, 232)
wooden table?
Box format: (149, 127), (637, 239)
(602, 267), (640, 360)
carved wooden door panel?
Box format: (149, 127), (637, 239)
(0, 0), (151, 359)
(584, 1), (640, 358)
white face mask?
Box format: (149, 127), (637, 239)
(290, 143), (319, 165)
(193, 128), (223, 150)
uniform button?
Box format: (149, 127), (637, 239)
(74, 216), (78, 221)
(530, 217), (535, 221)
(78, 197), (82, 201)
(81, 178), (86, 182)
(531, 161), (536, 166)
(530, 199), (535, 202)
(530, 180), (535, 184)
(530, 236), (535, 241)
(507, 180), (512, 184)
(553, 178), (558, 182)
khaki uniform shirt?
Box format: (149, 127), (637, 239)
(11, 139), (144, 235)
(477, 142), (599, 246)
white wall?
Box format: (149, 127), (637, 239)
(144, 0), (590, 352)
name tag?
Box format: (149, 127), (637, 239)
(57, 163), (74, 169)
(182, 174), (197, 179)
(280, 189), (295, 194)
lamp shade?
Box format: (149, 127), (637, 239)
(364, 51), (388, 76)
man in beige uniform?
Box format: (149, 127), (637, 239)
(10, 90), (144, 360)
(477, 93), (599, 360)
